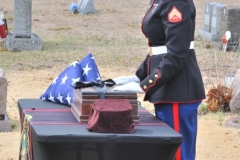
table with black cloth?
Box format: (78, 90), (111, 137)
(18, 99), (182, 160)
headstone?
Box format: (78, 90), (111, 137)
(13, 0), (32, 38)
(211, 4), (228, 36)
(226, 6), (240, 50)
(198, 2), (220, 42)
(0, 68), (11, 132)
(218, 6), (228, 41)
(229, 69), (240, 114)
(198, 3), (240, 51)
(77, 0), (96, 15)
(204, 2), (217, 32)
(4, 0), (43, 51)
(225, 74), (234, 88)
(210, 4), (228, 50)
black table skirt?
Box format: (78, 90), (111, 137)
(18, 99), (182, 160)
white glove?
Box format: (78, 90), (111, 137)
(113, 82), (144, 94)
(113, 75), (140, 85)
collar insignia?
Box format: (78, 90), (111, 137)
(168, 6), (182, 23)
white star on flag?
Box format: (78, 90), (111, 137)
(82, 63), (92, 76)
(52, 77), (58, 85)
(57, 92), (63, 104)
(71, 78), (80, 85)
(66, 93), (72, 105)
(97, 73), (101, 81)
(49, 93), (55, 102)
(61, 74), (68, 85)
(70, 61), (80, 67)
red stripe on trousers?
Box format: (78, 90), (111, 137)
(173, 103), (181, 160)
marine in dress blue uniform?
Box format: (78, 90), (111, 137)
(135, 0), (206, 159)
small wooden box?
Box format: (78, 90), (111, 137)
(71, 87), (139, 123)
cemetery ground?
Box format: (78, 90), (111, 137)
(0, 0), (240, 159)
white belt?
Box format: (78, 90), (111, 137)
(149, 41), (194, 56)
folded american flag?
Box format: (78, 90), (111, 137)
(40, 53), (101, 106)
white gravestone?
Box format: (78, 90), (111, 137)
(77, 0), (96, 15)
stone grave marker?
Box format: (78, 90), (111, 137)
(226, 6), (240, 50)
(225, 69), (240, 128)
(204, 2), (217, 32)
(77, 0), (96, 15)
(212, 6), (240, 51)
(218, 5), (228, 42)
(0, 68), (11, 132)
(198, 3), (240, 50)
(210, 4), (228, 49)
(13, 0), (32, 38)
(204, 2), (212, 32)
(198, 2), (221, 41)
(4, 0), (43, 51)
(229, 69), (240, 114)
(211, 4), (227, 36)
(225, 74), (234, 88)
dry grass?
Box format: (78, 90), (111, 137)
(0, 0), (240, 159)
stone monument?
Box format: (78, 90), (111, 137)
(198, 2), (240, 51)
(225, 7), (240, 50)
(211, 4), (228, 49)
(211, 4), (228, 37)
(0, 68), (11, 132)
(198, 2), (227, 42)
(4, 0), (43, 51)
(204, 2), (217, 32)
(225, 69), (240, 128)
(229, 69), (240, 114)
(77, 0), (96, 15)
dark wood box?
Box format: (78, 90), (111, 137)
(71, 87), (139, 123)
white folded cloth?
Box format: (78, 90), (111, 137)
(113, 75), (140, 85)
(113, 82), (144, 94)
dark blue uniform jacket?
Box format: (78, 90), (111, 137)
(136, 0), (205, 103)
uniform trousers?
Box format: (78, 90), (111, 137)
(154, 101), (201, 160)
